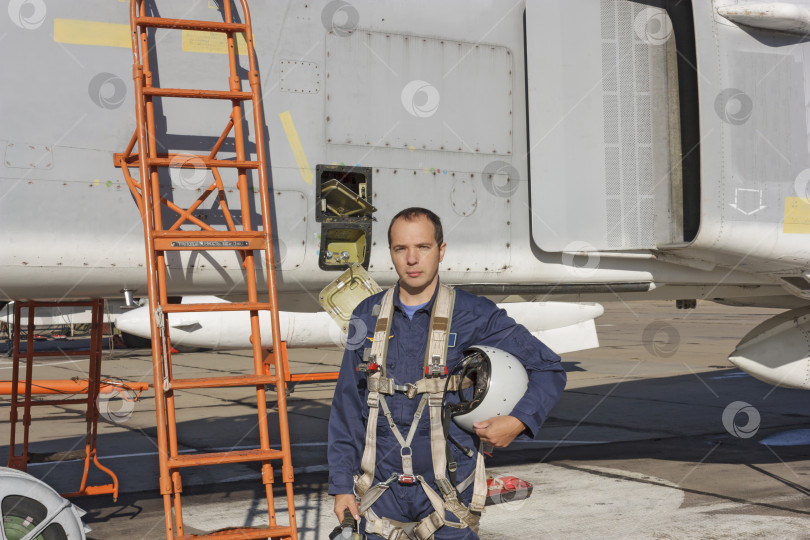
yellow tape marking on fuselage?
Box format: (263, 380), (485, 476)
(54, 19), (130, 48)
(182, 30), (249, 56)
(53, 19), (250, 55)
(279, 111), (313, 186)
(784, 197), (810, 233)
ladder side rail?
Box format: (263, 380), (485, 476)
(240, 0), (298, 534)
(239, 0), (288, 395)
(21, 303), (37, 468)
(7, 302), (23, 468)
(122, 161), (146, 214)
(164, 320), (185, 539)
(130, 1), (176, 538)
(138, 0), (177, 455)
(241, 5), (299, 534)
(88, 300), (104, 486)
(76, 299), (99, 495)
(223, 1), (275, 529)
(135, 1), (168, 301)
(67, 299), (119, 500)
(223, 2), (289, 532)
(136, 2), (189, 535)
(89, 299), (119, 499)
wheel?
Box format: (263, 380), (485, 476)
(0, 468), (87, 540)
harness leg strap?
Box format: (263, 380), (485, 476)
(364, 507), (445, 540)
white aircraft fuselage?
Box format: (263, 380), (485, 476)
(2, 0), (810, 387)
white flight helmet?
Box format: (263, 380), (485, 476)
(447, 345), (529, 432)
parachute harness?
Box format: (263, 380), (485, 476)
(353, 285), (487, 540)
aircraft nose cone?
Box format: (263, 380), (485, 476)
(727, 309), (810, 391)
(115, 306), (151, 338)
(727, 348), (755, 374)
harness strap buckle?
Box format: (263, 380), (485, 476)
(425, 364), (448, 377)
(372, 378), (416, 396)
(435, 477), (455, 497)
(424, 354), (447, 378)
(381, 472), (400, 487)
(398, 474), (417, 484)
(356, 361), (379, 373)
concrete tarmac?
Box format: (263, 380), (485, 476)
(2, 299), (810, 539)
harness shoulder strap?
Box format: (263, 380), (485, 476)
(354, 288), (396, 496)
(423, 283), (455, 374)
(427, 284), (456, 496)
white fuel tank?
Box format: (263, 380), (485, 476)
(728, 306), (810, 390)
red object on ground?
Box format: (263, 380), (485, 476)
(485, 475), (533, 506)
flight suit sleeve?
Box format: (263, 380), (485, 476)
(476, 301), (567, 438)
(327, 312), (368, 495)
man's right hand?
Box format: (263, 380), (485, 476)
(333, 493), (360, 523)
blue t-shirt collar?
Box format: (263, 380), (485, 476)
(393, 279), (441, 319)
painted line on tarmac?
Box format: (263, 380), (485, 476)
(26, 440), (608, 467)
(27, 442), (330, 466)
(709, 372), (750, 379)
(0, 359), (84, 370)
(513, 440), (609, 444)
(221, 464), (329, 483)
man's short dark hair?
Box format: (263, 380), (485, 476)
(387, 207), (444, 247)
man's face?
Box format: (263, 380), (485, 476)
(389, 215), (446, 296)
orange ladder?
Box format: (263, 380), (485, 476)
(115, 1), (297, 538)
(7, 300), (119, 499)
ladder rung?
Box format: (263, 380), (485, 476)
(62, 484), (117, 498)
(168, 448), (284, 468)
(170, 374), (278, 390)
(147, 156), (260, 169)
(135, 17), (247, 33)
(177, 526), (295, 540)
(152, 231), (267, 252)
(114, 153), (260, 169)
(17, 301), (96, 309)
(143, 87), (253, 101)
(290, 372), (340, 383)
(16, 349), (93, 358)
(161, 302), (275, 313)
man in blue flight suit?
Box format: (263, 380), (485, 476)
(328, 207), (566, 539)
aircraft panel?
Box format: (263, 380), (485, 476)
(723, 50), (807, 224)
(325, 30), (513, 155)
(526, 0), (675, 252)
(364, 168), (511, 274)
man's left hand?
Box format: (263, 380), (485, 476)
(473, 416), (526, 448)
